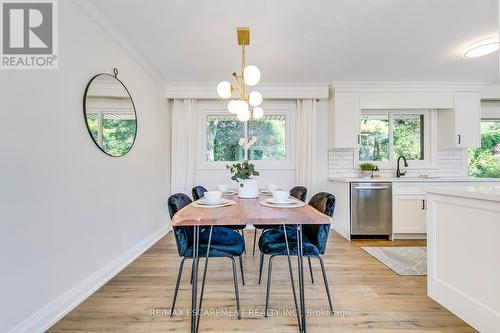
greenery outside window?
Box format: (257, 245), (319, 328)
(86, 111), (137, 156)
(360, 111), (425, 163)
(468, 120), (500, 178)
(205, 114), (287, 162)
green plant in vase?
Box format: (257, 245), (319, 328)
(359, 162), (376, 178)
(226, 160), (260, 198)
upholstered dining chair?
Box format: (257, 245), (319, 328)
(192, 185), (248, 259)
(252, 186), (308, 256)
(168, 193), (245, 319)
(257, 192), (335, 314)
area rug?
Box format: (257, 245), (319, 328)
(361, 247), (427, 276)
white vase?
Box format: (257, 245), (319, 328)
(238, 179), (259, 198)
(361, 170), (372, 178)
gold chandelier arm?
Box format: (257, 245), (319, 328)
(241, 45), (246, 97)
(232, 73), (243, 98)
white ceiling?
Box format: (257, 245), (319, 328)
(94, 0), (498, 84)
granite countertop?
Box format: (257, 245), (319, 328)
(329, 177), (500, 183)
(425, 185), (500, 202)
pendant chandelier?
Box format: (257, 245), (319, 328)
(216, 27), (263, 122)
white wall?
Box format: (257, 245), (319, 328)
(0, 1), (171, 332)
(192, 99), (330, 199)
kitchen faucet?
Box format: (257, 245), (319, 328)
(396, 155), (408, 178)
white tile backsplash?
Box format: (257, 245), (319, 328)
(328, 149), (468, 178)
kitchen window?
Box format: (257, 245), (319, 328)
(468, 119), (500, 178)
(359, 111), (426, 163)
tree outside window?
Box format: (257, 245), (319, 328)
(206, 114), (286, 162)
(468, 120), (500, 178)
(360, 112), (424, 162)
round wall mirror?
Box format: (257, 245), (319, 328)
(83, 69), (137, 157)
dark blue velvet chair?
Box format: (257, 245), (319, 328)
(168, 193), (245, 319)
(251, 186), (308, 255)
(257, 192), (335, 314)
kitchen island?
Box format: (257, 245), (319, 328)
(426, 185), (500, 333)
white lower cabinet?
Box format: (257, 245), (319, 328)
(392, 195), (427, 234)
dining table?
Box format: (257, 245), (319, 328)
(171, 193), (331, 333)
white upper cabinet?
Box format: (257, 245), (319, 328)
(438, 92), (481, 148)
(329, 92), (360, 149)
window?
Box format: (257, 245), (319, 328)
(86, 111), (137, 156)
(205, 114), (287, 162)
(248, 115), (287, 161)
(360, 112), (424, 162)
(206, 115), (245, 162)
(468, 120), (500, 178)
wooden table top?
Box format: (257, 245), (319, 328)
(171, 194), (331, 227)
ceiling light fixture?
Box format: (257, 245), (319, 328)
(463, 37), (499, 58)
(216, 27), (263, 121)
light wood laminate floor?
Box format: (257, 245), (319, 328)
(48, 231), (475, 332)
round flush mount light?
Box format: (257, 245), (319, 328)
(463, 37), (499, 58)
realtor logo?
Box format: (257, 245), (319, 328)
(1, 0), (58, 69)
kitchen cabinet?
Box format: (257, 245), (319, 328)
(392, 195), (427, 234)
(329, 92), (360, 148)
(438, 91), (481, 148)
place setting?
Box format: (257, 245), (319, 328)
(259, 189), (306, 208)
(192, 190), (236, 208)
(216, 184), (238, 196)
(259, 184), (280, 195)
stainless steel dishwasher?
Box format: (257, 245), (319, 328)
(350, 182), (392, 238)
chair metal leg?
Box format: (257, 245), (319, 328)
(258, 252), (264, 284)
(229, 257), (241, 319)
(308, 256), (314, 284)
(264, 255), (275, 317)
(170, 257), (187, 316)
(239, 255), (245, 285)
(252, 228), (257, 256)
(316, 256), (334, 312)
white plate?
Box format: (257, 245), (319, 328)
(265, 198), (297, 205)
(259, 200), (305, 209)
(221, 190), (238, 196)
(198, 198), (228, 206)
(260, 189), (281, 195)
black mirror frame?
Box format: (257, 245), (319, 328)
(82, 68), (138, 157)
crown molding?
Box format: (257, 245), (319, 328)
(74, 0), (167, 89)
(165, 82), (330, 99)
(332, 81), (489, 93)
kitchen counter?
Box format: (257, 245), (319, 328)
(426, 185), (500, 202)
(330, 177), (500, 242)
(329, 176), (500, 183)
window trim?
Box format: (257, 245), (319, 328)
(355, 109), (438, 170)
(197, 100), (295, 170)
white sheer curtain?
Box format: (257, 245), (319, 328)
(295, 99), (317, 192)
(171, 99), (198, 194)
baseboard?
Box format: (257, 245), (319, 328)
(393, 233), (427, 240)
(8, 226), (170, 333)
(429, 276), (500, 332)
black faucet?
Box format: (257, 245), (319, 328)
(396, 156), (408, 178)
